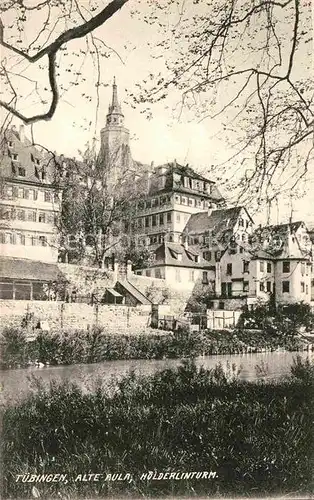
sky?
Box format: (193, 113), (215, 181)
(1, 0), (313, 227)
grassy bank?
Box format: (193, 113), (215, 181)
(1, 357), (314, 499)
(0, 326), (307, 370)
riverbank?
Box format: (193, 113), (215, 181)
(2, 357), (313, 499)
(1, 326), (311, 370)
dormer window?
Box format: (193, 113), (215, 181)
(12, 153), (18, 161)
(18, 167), (26, 177)
(8, 141), (13, 147)
(42, 170), (46, 181)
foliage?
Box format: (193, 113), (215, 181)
(0, 326), (305, 370)
(2, 359), (314, 498)
(238, 301), (314, 336)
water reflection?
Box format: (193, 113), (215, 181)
(1, 350), (313, 405)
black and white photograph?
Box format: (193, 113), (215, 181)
(0, 0), (313, 499)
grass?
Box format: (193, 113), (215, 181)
(1, 357), (314, 499)
(0, 326), (306, 369)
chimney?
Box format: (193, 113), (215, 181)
(19, 124), (25, 143)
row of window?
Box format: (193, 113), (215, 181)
(0, 281), (46, 300)
(137, 195), (211, 212)
(281, 281), (309, 294)
(2, 186), (56, 202)
(1, 207), (57, 224)
(141, 267), (209, 283)
(0, 232), (49, 246)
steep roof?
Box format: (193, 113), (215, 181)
(0, 257), (66, 281)
(115, 280), (151, 305)
(0, 127), (56, 185)
(152, 242), (213, 269)
(184, 206), (248, 235)
(250, 221), (311, 260)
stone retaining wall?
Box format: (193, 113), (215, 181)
(0, 300), (170, 335)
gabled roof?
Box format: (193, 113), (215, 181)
(184, 206), (250, 235)
(250, 221), (311, 261)
(152, 242), (213, 269)
(0, 127), (56, 185)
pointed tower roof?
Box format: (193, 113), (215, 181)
(108, 76), (123, 115)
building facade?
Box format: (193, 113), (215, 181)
(0, 126), (62, 300)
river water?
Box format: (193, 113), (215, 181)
(1, 350), (313, 405)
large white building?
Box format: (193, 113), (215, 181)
(0, 126), (62, 300)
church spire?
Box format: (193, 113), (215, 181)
(108, 76), (122, 115)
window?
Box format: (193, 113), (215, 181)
(301, 282), (305, 293)
(267, 262), (272, 273)
(221, 282), (227, 297)
(8, 141), (13, 147)
(306, 285), (309, 294)
(238, 218), (244, 227)
(38, 212), (46, 223)
(0, 282), (14, 299)
(219, 301), (225, 310)
(44, 192), (52, 202)
(301, 262), (305, 275)
(146, 200), (151, 209)
(42, 170), (46, 181)
(18, 167), (26, 176)
(215, 251), (221, 261)
(0, 233), (5, 244)
(203, 251), (212, 261)
(19, 234), (25, 245)
(260, 282), (265, 292)
(175, 269), (181, 282)
(243, 281), (249, 292)
(283, 261), (290, 273)
(226, 263), (232, 275)
(39, 235), (47, 246)
(145, 217), (150, 228)
(189, 270), (195, 282)
(282, 281), (290, 293)
(33, 190), (38, 200)
(24, 189), (29, 199)
(155, 268), (162, 279)
(167, 212), (171, 223)
(260, 261), (265, 272)
(35, 167), (40, 179)
(196, 199), (202, 208)
(18, 188), (24, 198)
(202, 271), (208, 284)
(152, 214), (157, 226)
(176, 213), (181, 223)
(9, 233), (16, 245)
(6, 186), (13, 199)
(17, 209), (25, 221)
(188, 198), (193, 206)
(12, 153), (18, 161)
(227, 283), (232, 297)
(159, 213), (164, 225)
(181, 197), (187, 205)
(239, 246), (244, 254)
(31, 236), (36, 246)
(266, 281), (272, 293)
